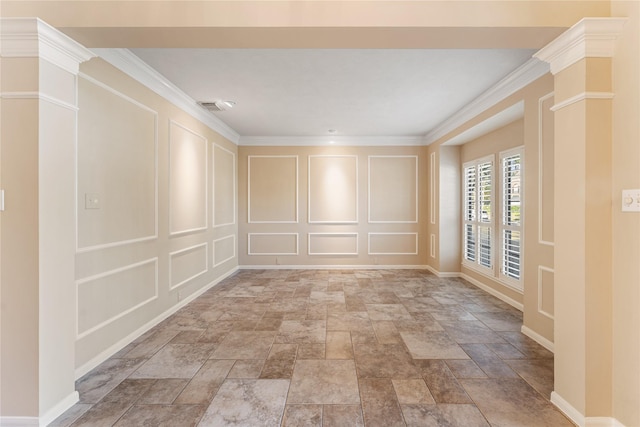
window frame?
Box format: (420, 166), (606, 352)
(462, 155), (495, 276)
(498, 147), (524, 291)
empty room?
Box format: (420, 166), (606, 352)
(1, 1), (639, 426)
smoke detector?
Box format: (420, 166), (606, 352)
(198, 100), (236, 112)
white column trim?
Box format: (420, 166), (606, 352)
(534, 18), (627, 75)
(551, 91), (615, 112)
(0, 17), (96, 74)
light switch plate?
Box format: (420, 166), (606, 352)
(85, 193), (101, 209)
(622, 189), (640, 212)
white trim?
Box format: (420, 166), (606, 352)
(586, 417), (626, 427)
(168, 120), (208, 236)
(308, 232), (359, 256)
(169, 243), (209, 290)
(424, 265), (465, 278)
(241, 264), (429, 270)
(0, 18), (96, 74)
(459, 272), (524, 311)
(40, 391), (79, 427)
(423, 58), (549, 145)
(248, 155), (299, 224)
(76, 74), (159, 253)
(213, 235), (237, 267)
(430, 152), (436, 224)
(0, 417), (39, 426)
(538, 91), (555, 246)
(551, 391), (586, 427)
(239, 135), (423, 147)
(521, 325), (554, 353)
(212, 144), (237, 228)
(0, 91), (78, 111)
(368, 155), (418, 224)
(91, 48), (240, 143)
(75, 266), (238, 379)
(368, 232), (418, 255)
(430, 234), (436, 259)
(309, 155), (359, 224)
(247, 233), (299, 256)
(551, 91), (615, 112)
(534, 18), (627, 75)
(537, 266), (555, 320)
(76, 258), (159, 339)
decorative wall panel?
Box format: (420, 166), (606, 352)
(169, 243), (208, 290)
(77, 76), (157, 250)
(248, 233), (299, 255)
(368, 232), (418, 255)
(77, 258), (158, 338)
(213, 235), (236, 266)
(308, 233), (358, 255)
(248, 156), (298, 223)
(169, 121), (208, 235)
(214, 144), (236, 227)
(369, 156), (418, 223)
(308, 155), (358, 223)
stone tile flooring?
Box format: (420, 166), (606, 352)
(52, 269), (573, 426)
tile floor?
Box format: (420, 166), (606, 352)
(52, 269), (573, 426)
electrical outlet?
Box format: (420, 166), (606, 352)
(622, 189), (640, 212)
(85, 193), (101, 209)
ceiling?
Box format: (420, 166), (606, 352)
(130, 48), (536, 142)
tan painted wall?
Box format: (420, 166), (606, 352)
(74, 58), (238, 371)
(611, 1), (640, 425)
(238, 146), (428, 267)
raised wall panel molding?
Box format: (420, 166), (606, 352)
(538, 92), (555, 246)
(169, 120), (208, 235)
(248, 233), (299, 256)
(308, 233), (359, 256)
(76, 258), (159, 339)
(91, 48), (240, 144)
(550, 91), (615, 112)
(213, 144), (237, 228)
(239, 135), (423, 147)
(248, 155), (299, 223)
(368, 232), (418, 256)
(0, 18), (96, 74)
(537, 266), (555, 320)
(534, 18), (627, 75)
(368, 155), (418, 223)
(213, 235), (236, 267)
(308, 155), (358, 224)
(423, 58), (549, 145)
(169, 243), (209, 290)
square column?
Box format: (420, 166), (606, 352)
(0, 18), (95, 424)
(535, 17), (626, 424)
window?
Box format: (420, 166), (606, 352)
(463, 156), (494, 272)
(500, 149), (523, 288)
(463, 148), (524, 292)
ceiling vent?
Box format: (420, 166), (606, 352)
(198, 100), (236, 112)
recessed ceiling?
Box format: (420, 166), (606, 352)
(131, 48), (535, 139)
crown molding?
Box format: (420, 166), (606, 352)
(239, 135), (423, 146)
(534, 18), (627, 75)
(0, 18), (96, 74)
(423, 57), (549, 146)
(92, 48), (241, 144)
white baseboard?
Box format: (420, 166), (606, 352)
(552, 391), (585, 426)
(0, 417), (39, 427)
(458, 272), (524, 311)
(521, 325), (554, 353)
(75, 266), (238, 379)
(39, 391), (79, 427)
(240, 264), (429, 270)
(424, 265), (461, 278)
(586, 417), (626, 427)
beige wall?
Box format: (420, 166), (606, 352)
(611, 1), (640, 425)
(238, 146), (428, 267)
(75, 58), (238, 372)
